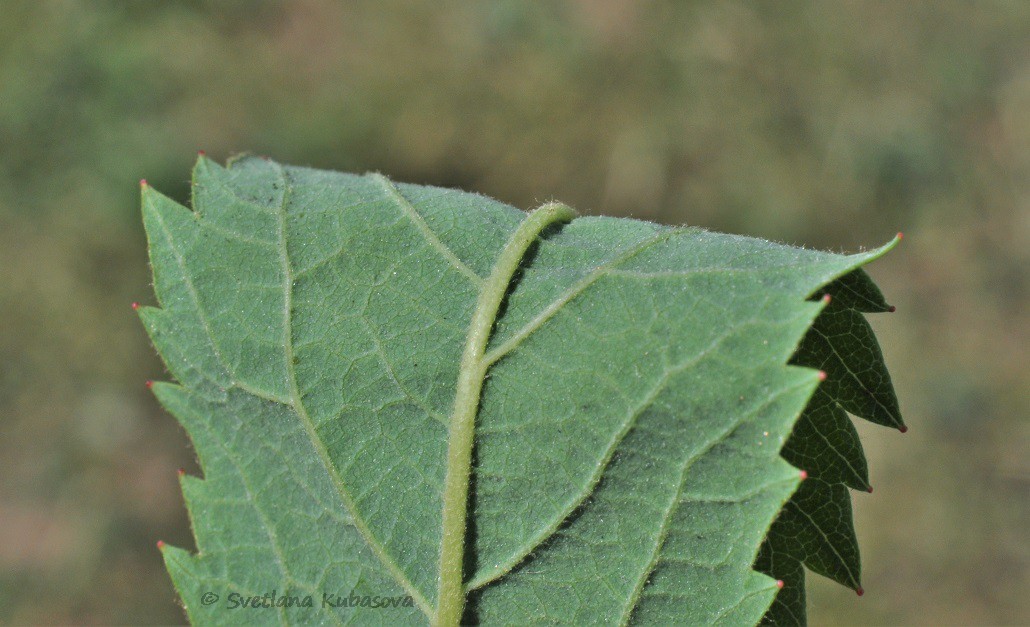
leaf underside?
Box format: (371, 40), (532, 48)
(141, 156), (902, 626)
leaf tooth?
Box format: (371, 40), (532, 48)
(779, 388), (871, 492)
(150, 383), (240, 494)
(792, 300), (904, 429)
(137, 306), (232, 397)
(812, 269), (893, 313)
(777, 478), (863, 592)
(754, 539), (806, 626)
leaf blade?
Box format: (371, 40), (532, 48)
(143, 158), (902, 626)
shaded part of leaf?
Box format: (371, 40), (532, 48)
(790, 300), (904, 429)
(779, 387), (870, 491)
(153, 383), (425, 626)
(770, 478), (861, 591)
(754, 537), (806, 626)
(811, 269), (892, 313)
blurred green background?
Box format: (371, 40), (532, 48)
(1, 1), (1026, 624)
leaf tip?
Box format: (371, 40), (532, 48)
(197, 149), (206, 157)
(856, 587), (865, 597)
(898, 425), (908, 434)
(177, 467), (186, 477)
(131, 301), (140, 310)
(156, 539), (165, 551)
(776, 580), (785, 589)
(817, 370), (827, 382)
(888, 305), (897, 313)
(145, 380), (154, 390)
(799, 470), (809, 480)
(867, 486), (874, 493)
(139, 178), (148, 188)
(896, 232), (904, 241)
(821, 293), (832, 304)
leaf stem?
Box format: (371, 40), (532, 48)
(434, 202), (575, 627)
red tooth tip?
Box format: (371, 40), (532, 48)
(776, 580), (785, 589)
(856, 587), (865, 597)
(867, 486), (874, 493)
(799, 470), (808, 480)
(817, 370), (827, 382)
(888, 305), (897, 313)
(899, 425), (908, 433)
(896, 232), (904, 240)
(131, 302), (140, 310)
(822, 293), (832, 304)
(177, 468), (186, 477)
(145, 380), (154, 389)
(156, 540), (165, 550)
(140, 179), (148, 187)
(197, 149), (206, 156)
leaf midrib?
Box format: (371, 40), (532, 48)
(435, 203), (577, 627)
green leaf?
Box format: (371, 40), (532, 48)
(141, 156), (902, 625)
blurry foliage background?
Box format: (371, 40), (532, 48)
(0, 1), (1027, 624)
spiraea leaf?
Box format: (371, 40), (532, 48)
(141, 156), (902, 626)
